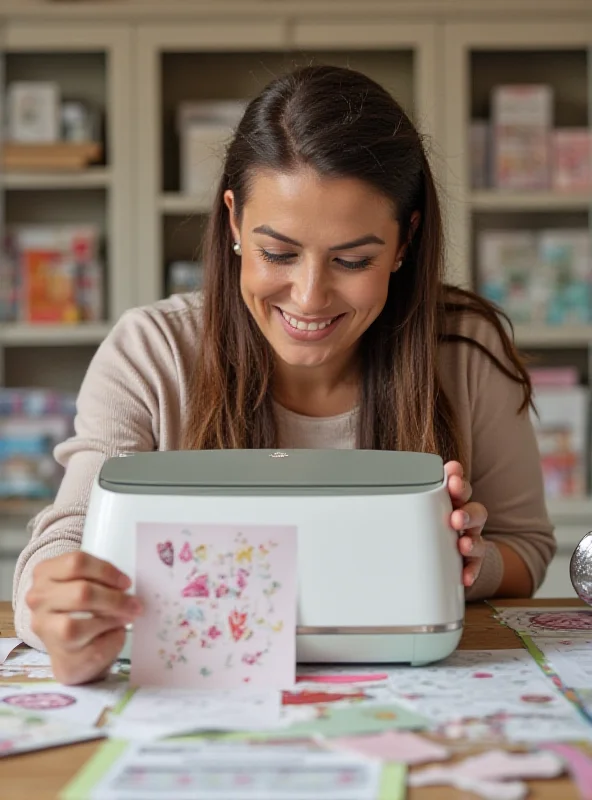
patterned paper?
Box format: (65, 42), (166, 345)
(131, 523), (298, 690)
(494, 606), (592, 637)
(0, 705), (101, 757)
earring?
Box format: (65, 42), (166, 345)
(233, 241), (242, 256)
(396, 259), (402, 269)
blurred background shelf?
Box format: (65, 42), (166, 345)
(470, 191), (592, 211)
(0, 322), (112, 346)
(2, 168), (112, 190)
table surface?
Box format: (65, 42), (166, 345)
(0, 598), (589, 799)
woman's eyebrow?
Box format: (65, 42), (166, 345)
(252, 225), (385, 250)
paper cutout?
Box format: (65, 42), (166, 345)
(132, 523), (298, 690)
(494, 606), (592, 637)
(542, 742), (592, 800)
(0, 638), (22, 665)
(0, 705), (102, 757)
(61, 740), (387, 800)
(327, 730), (449, 764)
(409, 750), (564, 800)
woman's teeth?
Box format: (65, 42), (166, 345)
(281, 310), (336, 331)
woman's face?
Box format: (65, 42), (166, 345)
(225, 168), (407, 372)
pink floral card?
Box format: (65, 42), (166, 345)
(131, 523), (298, 690)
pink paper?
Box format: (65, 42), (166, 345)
(331, 731), (449, 765)
(542, 743), (592, 800)
(131, 523), (298, 690)
(457, 750), (564, 781)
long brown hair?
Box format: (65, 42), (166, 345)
(182, 65), (532, 464)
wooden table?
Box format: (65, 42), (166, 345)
(0, 598), (589, 799)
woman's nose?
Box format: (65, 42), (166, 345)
(290, 259), (331, 313)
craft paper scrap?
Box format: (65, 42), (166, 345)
(0, 679), (127, 727)
(541, 742), (592, 800)
(451, 750), (564, 781)
(248, 701), (430, 740)
(0, 638), (22, 664)
(132, 523), (298, 690)
(0, 704), (102, 757)
(326, 730), (449, 764)
(493, 606), (592, 637)
(409, 749), (564, 800)
(107, 687), (283, 740)
(61, 739), (386, 800)
(1, 647), (54, 679)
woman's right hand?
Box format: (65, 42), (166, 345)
(26, 551), (143, 685)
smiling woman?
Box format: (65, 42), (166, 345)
(13, 65), (556, 686)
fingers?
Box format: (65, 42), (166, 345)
(445, 463), (472, 509)
(457, 529), (487, 587)
(39, 611), (129, 652)
(51, 627), (127, 686)
(450, 501), (488, 534)
(33, 551), (131, 590)
(29, 579), (142, 619)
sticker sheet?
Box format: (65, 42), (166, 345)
(61, 740), (396, 800)
(132, 523), (298, 690)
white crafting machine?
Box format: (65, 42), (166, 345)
(81, 449), (464, 665)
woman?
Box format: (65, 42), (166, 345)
(14, 65), (555, 685)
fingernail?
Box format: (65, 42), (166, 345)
(465, 538), (474, 553)
(462, 512), (470, 526)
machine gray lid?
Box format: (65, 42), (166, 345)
(99, 450), (444, 495)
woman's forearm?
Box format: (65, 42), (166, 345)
(494, 541), (534, 598)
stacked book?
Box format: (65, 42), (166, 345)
(0, 224), (104, 323)
(529, 368), (589, 500)
(470, 84), (592, 191)
(0, 388), (76, 501)
(478, 228), (591, 325)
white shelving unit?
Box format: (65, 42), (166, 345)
(1, 2), (592, 600)
(0, 22), (134, 599)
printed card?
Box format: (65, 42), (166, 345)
(131, 523), (298, 690)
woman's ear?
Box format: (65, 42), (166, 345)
(223, 189), (241, 242)
(392, 211), (421, 272)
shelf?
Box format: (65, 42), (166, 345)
(471, 191), (592, 212)
(0, 322), (112, 347)
(513, 324), (592, 348)
(0, 499), (47, 520)
(2, 168), (111, 190)
(547, 498), (592, 523)
(159, 193), (212, 215)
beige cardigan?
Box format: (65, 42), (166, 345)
(13, 293), (556, 649)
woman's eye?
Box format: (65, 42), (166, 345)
(258, 248), (296, 264)
(335, 257), (374, 270)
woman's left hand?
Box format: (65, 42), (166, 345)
(445, 461), (488, 588)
